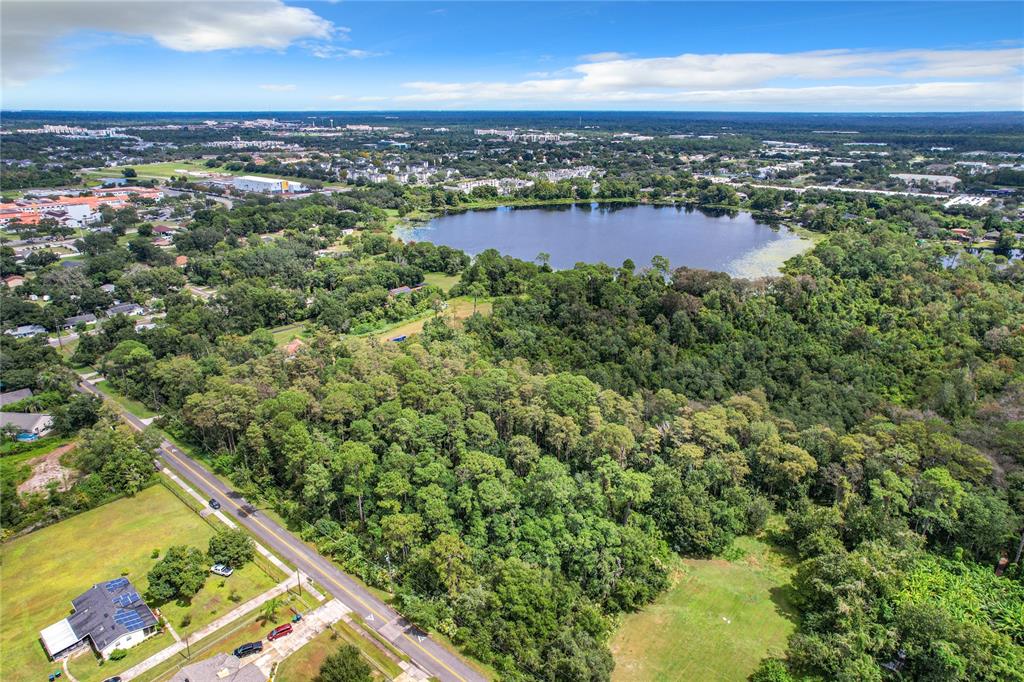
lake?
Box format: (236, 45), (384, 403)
(398, 203), (812, 278)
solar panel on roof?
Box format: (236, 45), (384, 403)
(104, 578), (129, 591)
(113, 611), (145, 629)
(113, 592), (141, 607)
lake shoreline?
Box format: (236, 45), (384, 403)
(395, 202), (814, 277)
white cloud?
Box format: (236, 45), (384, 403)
(259, 83), (296, 92)
(578, 51), (632, 63)
(572, 48), (1023, 90)
(308, 45), (385, 60)
(395, 47), (1024, 110)
(1, 0), (333, 86)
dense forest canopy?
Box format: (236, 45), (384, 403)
(2, 152), (1022, 680)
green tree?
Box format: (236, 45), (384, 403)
(315, 644), (371, 682)
(208, 529), (255, 568)
(147, 545), (208, 603)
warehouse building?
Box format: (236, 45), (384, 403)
(231, 175), (306, 193)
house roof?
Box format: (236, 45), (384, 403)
(107, 303), (143, 316)
(5, 324), (47, 336)
(0, 412), (52, 433)
(169, 653), (265, 682)
(40, 619), (80, 657)
(67, 578), (157, 652)
(0, 388), (33, 406)
(65, 313), (98, 327)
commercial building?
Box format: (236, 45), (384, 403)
(231, 176), (307, 193)
(40, 578), (159, 660)
(0, 187), (162, 229)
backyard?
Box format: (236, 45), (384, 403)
(610, 535), (798, 681)
(0, 483), (280, 682)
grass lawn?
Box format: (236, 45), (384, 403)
(0, 484), (279, 682)
(373, 296), (492, 341)
(276, 621), (403, 682)
(81, 160), (334, 189)
(93, 379), (158, 419)
(135, 589), (314, 682)
(610, 535), (798, 682)
(68, 630), (176, 682)
(423, 271), (461, 293)
(270, 321), (310, 347)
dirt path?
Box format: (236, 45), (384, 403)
(17, 443), (78, 495)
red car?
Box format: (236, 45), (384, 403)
(268, 623), (293, 641)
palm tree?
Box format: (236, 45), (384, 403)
(259, 596), (283, 624)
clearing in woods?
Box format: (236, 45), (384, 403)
(610, 535), (798, 682)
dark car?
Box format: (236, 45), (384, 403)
(102, 678), (123, 682)
(209, 498), (221, 510)
(233, 641), (263, 658)
(268, 623), (293, 641)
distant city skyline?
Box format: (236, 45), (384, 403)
(2, 1), (1022, 111)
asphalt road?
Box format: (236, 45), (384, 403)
(80, 378), (485, 682)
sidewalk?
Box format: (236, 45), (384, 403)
(120, 578), (295, 680)
(251, 598), (350, 676)
(161, 465), (325, 603)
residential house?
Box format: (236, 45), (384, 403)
(0, 411), (53, 435)
(40, 578), (159, 660)
(169, 653), (264, 682)
(4, 324), (48, 338)
(106, 303), (144, 317)
(64, 313), (98, 329)
(0, 388), (33, 407)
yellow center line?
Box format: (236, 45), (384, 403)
(86, 380), (469, 682)
(159, 445), (469, 682)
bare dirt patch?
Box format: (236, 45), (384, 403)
(17, 443), (78, 495)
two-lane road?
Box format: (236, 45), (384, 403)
(80, 378), (484, 682)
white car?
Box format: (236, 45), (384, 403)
(211, 564), (234, 577)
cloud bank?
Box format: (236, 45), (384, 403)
(397, 47), (1024, 110)
(2, 0), (333, 86)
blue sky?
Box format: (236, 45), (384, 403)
(2, 1), (1022, 111)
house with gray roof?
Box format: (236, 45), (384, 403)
(106, 303), (145, 317)
(0, 411), (52, 435)
(4, 324), (48, 338)
(0, 388), (33, 407)
(40, 578), (158, 660)
(63, 313), (98, 329)
(169, 652), (265, 682)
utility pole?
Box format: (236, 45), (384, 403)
(296, 569), (302, 597)
(50, 308), (64, 352)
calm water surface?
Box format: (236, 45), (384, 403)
(399, 203), (810, 277)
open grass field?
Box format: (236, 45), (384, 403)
(81, 160), (346, 189)
(423, 271), (461, 293)
(610, 535), (798, 682)
(0, 484), (279, 682)
(93, 379), (158, 418)
(270, 321), (310, 347)
(373, 296), (492, 341)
